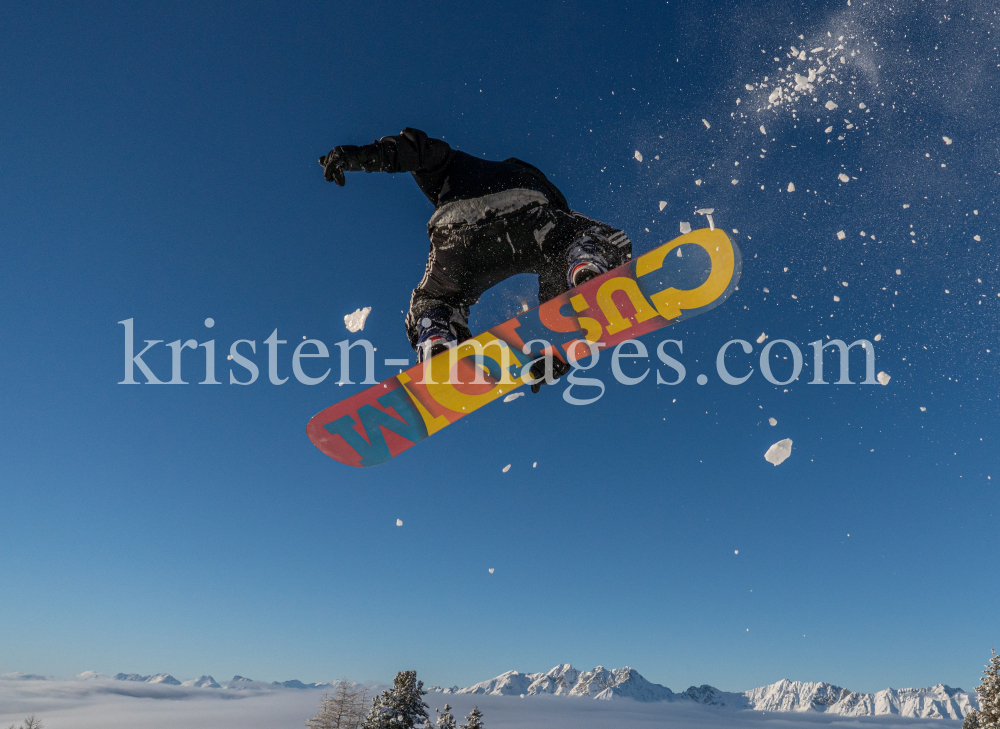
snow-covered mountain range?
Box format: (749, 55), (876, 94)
(427, 664), (979, 720)
(69, 664), (978, 720)
(76, 671), (342, 691)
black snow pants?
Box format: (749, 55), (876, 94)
(404, 202), (631, 349)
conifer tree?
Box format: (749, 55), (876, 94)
(459, 706), (484, 729)
(434, 704), (456, 729)
(974, 648), (1000, 729)
(361, 671), (430, 729)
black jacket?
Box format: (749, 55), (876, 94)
(373, 128), (570, 212)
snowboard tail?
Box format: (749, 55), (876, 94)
(307, 227), (741, 467)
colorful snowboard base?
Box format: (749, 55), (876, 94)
(307, 226), (742, 467)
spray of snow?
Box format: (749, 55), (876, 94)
(765, 439), (793, 466)
(344, 307), (372, 333)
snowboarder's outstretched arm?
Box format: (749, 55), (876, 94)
(319, 128), (452, 186)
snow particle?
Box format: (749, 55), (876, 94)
(731, 179), (739, 185)
(659, 201), (667, 211)
(877, 371), (891, 386)
(768, 417), (777, 426)
(974, 235), (982, 242)
(503, 392), (524, 403)
(760, 125), (767, 135)
(489, 568), (495, 574)
(903, 204), (910, 209)
(919, 406), (927, 412)
(833, 295), (840, 302)
(396, 519), (403, 526)
(532, 462), (537, 468)
(765, 438), (793, 466)
(502, 464), (511, 473)
(634, 150), (643, 162)
(344, 307), (372, 332)
(874, 333), (882, 341)
(734, 550), (739, 555)
(787, 182), (795, 192)
(702, 119), (711, 129)
(825, 100), (839, 110)
(757, 332), (768, 344)
(896, 269), (901, 275)
(842, 281), (848, 287)
(943, 136), (953, 145)
(695, 179), (703, 186)
(838, 173), (850, 183)
(837, 230), (846, 240)
(825, 126), (834, 133)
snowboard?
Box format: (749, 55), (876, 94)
(307, 226), (741, 467)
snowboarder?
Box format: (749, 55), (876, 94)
(319, 128), (632, 385)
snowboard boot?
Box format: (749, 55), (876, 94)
(566, 238), (612, 288)
(415, 307), (458, 363)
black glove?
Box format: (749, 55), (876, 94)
(528, 355), (571, 394)
(318, 143), (386, 186)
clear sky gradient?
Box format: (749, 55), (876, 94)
(0, 0), (996, 694)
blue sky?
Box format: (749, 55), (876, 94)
(0, 0), (997, 695)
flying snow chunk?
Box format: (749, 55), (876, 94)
(757, 332), (767, 344)
(837, 230), (846, 240)
(974, 235), (981, 242)
(695, 179), (703, 186)
(634, 150), (643, 162)
(344, 307), (372, 332)
(825, 100), (839, 110)
(765, 439), (793, 466)
(877, 371), (891, 386)
(787, 182), (795, 192)
(825, 126), (834, 134)
(768, 417), (777, 426)
(760, 125), (767, 135)
(896, 269), (901, 275)
(489, 568), (495, 574)
(659, 201), (667, 211)
(943, 136), (953, 145)
(833, 295), (840, 302)
(731, 179), (739, 185)
(396, 519), (403, 526)
(874, 333), (882, 341)
(920, 406), (927, 412)
(702, 119), (711, 129)
(680, 221), (692, 234)
(502, 464), (511, 473)
(503, 392), (524, 403)
(838, 173), (850, 183)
